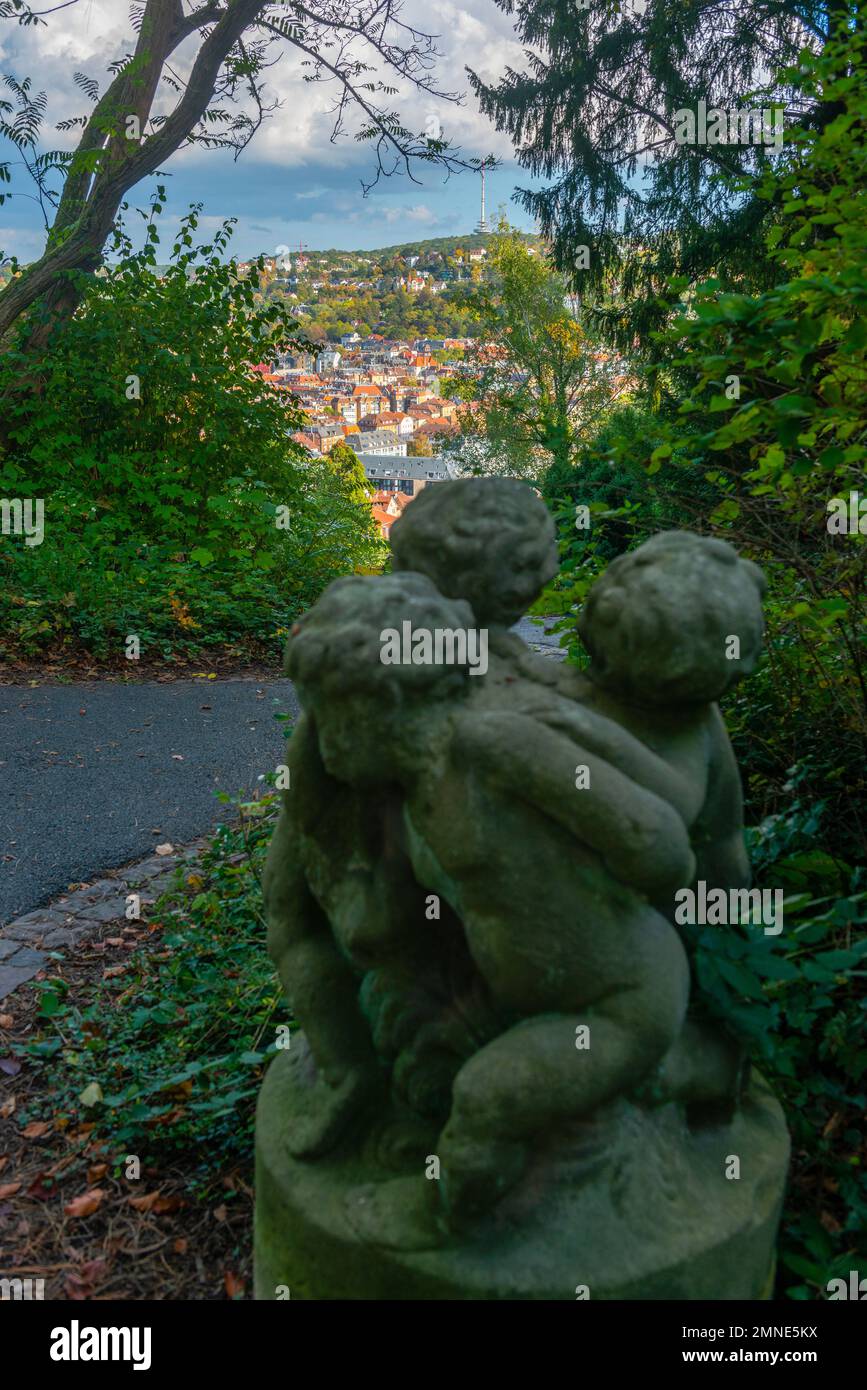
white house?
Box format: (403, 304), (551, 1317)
(355, 430), (408, 458)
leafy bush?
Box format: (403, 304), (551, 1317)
(18, 790), (289, 1187)
(0, 197), (385, 661)
(534, 32), (867, 1298)
(679, 804), (867, 1298)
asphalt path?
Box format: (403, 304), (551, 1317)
(0, 616), (566, 926)
(1, 679), (299, 926)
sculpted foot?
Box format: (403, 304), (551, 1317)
(343, 1175), (448, 1251)
(652, 1021), (748, 1110)
(284, 1060), (379, 1159)
(437, 1132), (528, 1229)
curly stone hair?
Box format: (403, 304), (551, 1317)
(578, 532), (767, 706)
(389, 477), (559, 626)
(285, 571), (477, 706)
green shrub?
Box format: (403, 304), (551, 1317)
(18, 790), (290, 1187)
(0, 197), (385, 661)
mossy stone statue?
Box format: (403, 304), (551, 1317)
(255, 479), (789, 1300)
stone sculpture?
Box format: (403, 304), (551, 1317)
(255, 479), (790, 1300)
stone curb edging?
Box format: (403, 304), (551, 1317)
(0, 839), (207, 1001)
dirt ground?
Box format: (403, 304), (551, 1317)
(0, 920), (252, 1301)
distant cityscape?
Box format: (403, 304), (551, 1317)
(252, 327), (469, 536)
(241, 233), (529, 537)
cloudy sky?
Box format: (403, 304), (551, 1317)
(0, 0), (540, 262)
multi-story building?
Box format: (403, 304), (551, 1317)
(352, 383), (385, 421)
(355, 429), (408, 458)
(315, 348), (342, 374)
(358, 457), (459, 494)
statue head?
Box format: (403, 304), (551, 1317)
(578, 531), (766, 707)
(389, 477), (559, 627)
(285, 571), (476, 784)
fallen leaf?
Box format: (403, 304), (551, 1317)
(64, 1188), (105, 1218)
(87, 1163), (108, 1183)
(129, 1191), (161, 1212)
(65, 1256), (110, 1300)
(0, 1058), (22, 1077)
(173, 1237), (188, 1255)
(0, 1181), (22, 1198)
(155, 843), (174, 856)
(105, 938), (125, 948)
(27, 1172), (53, 1201)
(79, 1082), (104, 1107)
(224, 1270), (245, 1299)
(0, 1014), (14, 1029)
(102, 965), (125, 979)
(21, 1120), (51, 1139)
(213, 1204), (227, 1222)
(154, 1194), (184, 1214)
(1, 1096), (17, 1119)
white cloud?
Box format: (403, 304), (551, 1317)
(0, 0), (533, 251)
(0, 224), (47, 260)
(0, 0), (522, 169)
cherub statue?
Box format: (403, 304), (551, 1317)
(390, 481), (768, 1112)
(262, 481), (769, 1252)
(276, 570), (695, 1244)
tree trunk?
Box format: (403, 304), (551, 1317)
(0, 0), (265, 348)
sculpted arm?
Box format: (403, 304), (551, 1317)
(544, 683), (696, 824)
(690, 705), (752, 891)
(453, 711), (695, 900)
(263, 715), (377, 1092)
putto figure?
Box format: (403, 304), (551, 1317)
(255, 480), (790, 1301)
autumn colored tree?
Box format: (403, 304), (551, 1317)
(407, 432), (433, 457)
(450, 223), (623, 482)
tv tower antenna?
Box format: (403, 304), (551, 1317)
(475, 166), (489, 234)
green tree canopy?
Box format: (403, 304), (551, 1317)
(451, 222), (620, 481)
(470, 0), (849, 348)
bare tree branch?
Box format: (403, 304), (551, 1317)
(0, 0), (480, 342)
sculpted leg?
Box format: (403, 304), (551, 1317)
(651, 1018), (749, 1118)
(437, 930), (690, 1227)
(264, 805), (381, 1158)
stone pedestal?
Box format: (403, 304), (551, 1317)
(255, 1041), (789, 1301)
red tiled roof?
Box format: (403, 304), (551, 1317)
(370, 507), (392, 537)
(416, 417), (457, 435)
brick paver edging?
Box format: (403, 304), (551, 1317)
(0, 841), (207, 1000)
